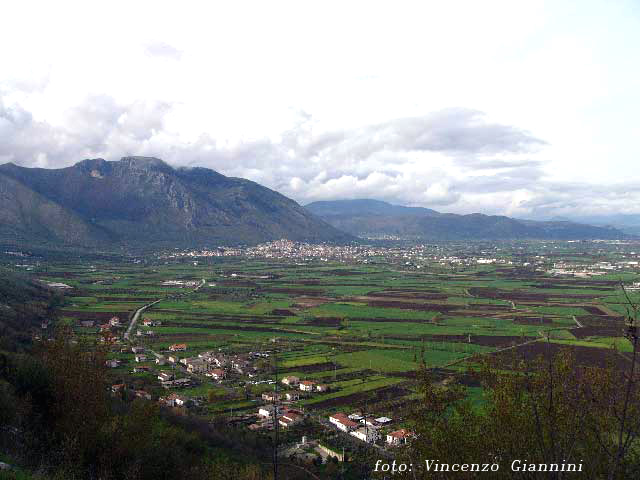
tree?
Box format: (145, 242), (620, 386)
(397, 344), (640, 479)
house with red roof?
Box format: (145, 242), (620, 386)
(299, 380), (316, 392)
(386, 429), (414, 446)
(278, 411), (303, 428)
(329, 413), (359, 432)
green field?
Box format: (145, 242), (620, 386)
(20, 241), (637, 420)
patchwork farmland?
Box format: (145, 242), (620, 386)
(23, 239), (639, 427)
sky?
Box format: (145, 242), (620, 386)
(1, 0), (639, 219)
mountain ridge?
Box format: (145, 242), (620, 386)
(0, 157), (354, 248)
(305, 199), (627, 240)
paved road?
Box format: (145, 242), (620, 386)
(124, 299), (162, 341)
(124, 279), (205, 342)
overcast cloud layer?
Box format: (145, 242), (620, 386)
(1, 0), (639, 219)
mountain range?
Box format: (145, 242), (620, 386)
(0, 157), (352, 248)
(546, 214), (640, 236)
(0, 158), (627, 249)
(305, 199), (627, 241)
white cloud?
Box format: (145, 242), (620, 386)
(0, 0), (639, 219)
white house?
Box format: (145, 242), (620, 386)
(278, 411), (302, 428)
(258, 405), (279, 418)
(164, 393), (188, 407)
(351, 427), (380, 443)
(329, 413), (359, 432)
(299, 380), (315, 392)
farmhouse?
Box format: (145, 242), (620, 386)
(111, 383), (125, 394)
(131, 346), (145, 354)
(282, 376), (299, 386)
(262, 392), (281, 402)
(134, 354), (147, 362)
(174, 395), (188, 407)
(386, 429), (413, 446)
(231, 357), (254, 374)
(315, 384), (329, 392)
(173, 378), (193, 388)
(258, 405), (279, 418)
(105, 359), (120, 368)
(329, 413), (359, 432)
(135, 390), (152, 400)
(158, 371), (174, 382)
(285, 392), (300, 401)
(351, 427), (380, 443)
(278, 411), (302, 428)
(299, 380), (316, 392)
(186, 358), (208, 374)
(209, 368), (225, 381)
(169, 343), (187, 352)
(200, 353), (228, 367)
(163, 393), (188, 407)
(212, 355), (228, 367)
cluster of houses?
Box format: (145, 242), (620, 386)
(328, 412), (413, 446)
(254, 405), (304, 430)
(157, 346), (261, 380)
(95, 316), (122, 333)
(157, 370), (194, 389)
(282, 376), (329, 393)
(110, 383), (152, 401)
(159, 392), (203, 408)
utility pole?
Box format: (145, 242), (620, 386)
(272, 347), (279, 480)
(363, 399), (368, 444)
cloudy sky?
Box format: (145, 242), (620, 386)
(1, 0), (639, 218)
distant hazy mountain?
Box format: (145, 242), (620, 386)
(547, 214), (640, 236)
(306, 199), (626, 240)
(306, 199), (440, 217)
(0, 157), (353, 248)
